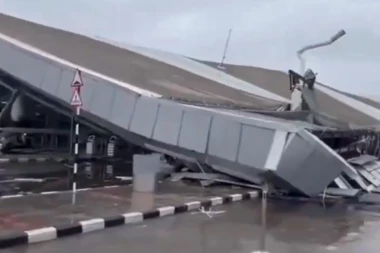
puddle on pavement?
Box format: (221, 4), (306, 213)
(236, 197), (380, 253)
(0, 161), (133, 196)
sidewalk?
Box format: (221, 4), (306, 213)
(0, 181), (246, 236)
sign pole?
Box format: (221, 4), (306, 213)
(70, 69), (84, 203)
(73, 102), (81, 193)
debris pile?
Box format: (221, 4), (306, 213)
(164, 69), (380, 200)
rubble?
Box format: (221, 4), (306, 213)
(0, 13), (378, 201)
(165, 69), (380, 200)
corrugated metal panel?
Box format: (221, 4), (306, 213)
(357, 168), (380, 187)
(96, 40), (290, 104)
(363, 161), (380, 172)
(200, 60), (380, 125)
(334, 176), (351, 189)
(316, 85), (380, 121)
(348, 155), (378, 166)
(325, 188), (361, 197)
(370, 170), (380, 181)
(0, 13), (286, 110)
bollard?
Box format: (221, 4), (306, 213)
(133, 173), (157, 192)
(133, 154), (160, 193)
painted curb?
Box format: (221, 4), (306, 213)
(0, 185), (126, 200)
(0, 191), (258, 249)
(0, 157), (68, 164)
(0, 156), (131, 164)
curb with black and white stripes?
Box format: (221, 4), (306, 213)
(0, 191), (258, 249)
(0, 157), (68, 164)
(0, 156), (131, 164)
(0, 185), (125, 200)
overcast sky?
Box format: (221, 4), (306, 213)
(1, 0), (380, 96)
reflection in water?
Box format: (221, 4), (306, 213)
(0, 161), (132, 196)
(250, 184), (365, 253)
(257, 183), (269, 253)
(131, 191), (155, 210)
(267, 203), (363, 246)
(190, 200), (367, 253)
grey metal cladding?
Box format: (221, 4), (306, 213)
(0, 42), (21, 76)
(56, 67), (74, 101)
(0, 41), (46, 87)
(325, 188), (361, 197)
(359, 169), (380, 186)
(210, 163), (264, 185)
(129, 96), (160, 138)
(276, 134), (312, 179)
(40, 63), (61, 95)
(109, 86), (137, 129)
(348, 155), (378, 166)
(178, 109), (212, 153)
(292, 146), (340, 195)
(207, 116), (241, 161)
(77, 72), (96, 111)
(334, 176), (351, 189)
(364, 162), (380, 172)
(15, 51), (46, 88)
(133, 153), (163, 174)
(278, 131), (344, 195)
(152, 102), (183, 145)
(89, 79), (116, 119)
(264, 130), (288, 171)
(371, 170), (380, 181)
(237, 124), (274, 169)
(0, 39), (11, 70)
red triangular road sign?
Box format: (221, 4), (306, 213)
(71, 69), (84, 87)
(70, 89), (83, 106)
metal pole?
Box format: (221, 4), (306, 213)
(292, 30), (346, 111)
(73, 105), (80, 193)
(297, 29), (346, 75)
(70, 69), (84, 205)
(218, 29), (232, 69)
(71, 104), (80, 205)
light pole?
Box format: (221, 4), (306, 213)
(297, 29), (346, 74)
(291, 30), (346, 111)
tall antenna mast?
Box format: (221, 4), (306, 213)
(217, 28), (232, 69)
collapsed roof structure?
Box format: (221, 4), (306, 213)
(0, 13), (380, 198)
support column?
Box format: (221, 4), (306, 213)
(132, 153), (172, 193)
(0, 90), (20, 127)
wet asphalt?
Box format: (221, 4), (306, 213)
(0, 181), (244, 236)
(3, 199), (380, 253)
(0, 159), (132, 196)
(2, 158), (380, 252)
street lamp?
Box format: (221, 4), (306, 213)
(297, 29), (346, 74)
(290, 30), (346, 111)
